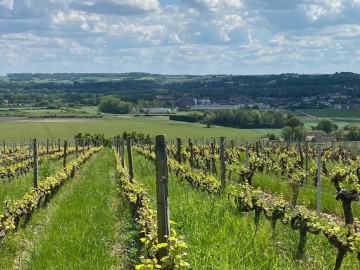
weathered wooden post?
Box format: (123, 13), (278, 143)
(317, 145), (322, 216)
(82, 140), (85, 155)
(46, 139), (49, 154)
(63, 141), (67, 168)
(176, 137), (182, 164)
(189, 138), (194, 167)
(220, 137), (226, 189)
(155, 135), (170, 260)
(75, 139), (78, 158)
(245, 141), (249, 168)
(305, 141), (309, 183)
(298, 141), (304, 169)
(126, 137), (134, 181)
(120, 139), (125, 168)
(33, 139), (38, 188)
(28, 139), (32, 157)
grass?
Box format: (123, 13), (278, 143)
(298, 109), (360, 119)
(0, 148), (138, 269)
(0, 115), (274, 141)
(0, 106), (100, 118)
(131, 152), (359, 269)
(298, 109), (360, 129)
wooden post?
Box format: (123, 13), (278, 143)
(245, 141), (249, 168)
(176, 137), (182, 164)
(317, 145), (321, 216)
(46, 139), (49, 154)
(155, 135), (170, 260)
(28, 139), (32, 157)
(63, 141), (67, 168)
(75, 139), (78, 158)
(82, 140), (85, 155)
(120, 139), (125, 168)
(298, 141), (304, 169)
(58, 138), (61, 152)
(305, 141), (309, 183)
(189, 139), (194, 167)
(126, 137), (134, 181)
(220, 137), (226, 189)
(33, 139), (38, 188)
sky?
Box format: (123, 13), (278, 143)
(0, 0), (359, 75)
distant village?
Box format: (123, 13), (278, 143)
(142, 93), (358, 114)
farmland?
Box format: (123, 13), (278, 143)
(0, 115), (268, 141)
(1, 131), (359, 269)
(0, 107), (360, 269)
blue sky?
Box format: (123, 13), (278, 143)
(0, 0), (359, 75)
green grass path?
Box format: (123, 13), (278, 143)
(0, 148), (137, 270)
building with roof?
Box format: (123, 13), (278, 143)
(155, 95), (175, 108)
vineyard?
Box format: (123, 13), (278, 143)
(0, 134), (360, 269)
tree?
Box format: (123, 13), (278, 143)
(0, 94), (5, 106)
(285, 114), (303, 129)
(315, 118), (338, 134)
(281, 126), (293, 141)
(293, 126), (305, 141)
(267, 133), (277, 140)
(99, 96), (130, 114)
(202, 112), (216, 128)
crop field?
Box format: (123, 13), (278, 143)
(0, 115), (272, 141)
(1, 133), (359, 269)
(298, 109), (360, 119)
(0, 106), (100, 118)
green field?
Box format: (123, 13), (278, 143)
(0, 106), (100, 118)
(0, 115), (273, 142)
(297, 109), (360, 130)
(298, 109), (360, 119)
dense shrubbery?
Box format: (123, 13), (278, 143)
(169, 114), (201, 123)
(212, 109), (285, 128)
(99, 96), (130, 114)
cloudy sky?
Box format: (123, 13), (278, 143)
(0, 0), (359, 75)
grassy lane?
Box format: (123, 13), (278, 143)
(0, 153), (79, 211)
(131, 152), (359, 269)
(0, 148), (137, 270)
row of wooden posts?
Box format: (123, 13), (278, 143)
(31, 139), (100, 189)
(0, 138), (97, 157)
(114, 136), (327, 255)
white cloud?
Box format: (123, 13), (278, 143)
(304, 0), (344, 21)
(0, 0), (13, 10)
(0, 0), (359, 74)
(115, 0), (159, 10)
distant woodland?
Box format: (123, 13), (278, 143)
(0, 72), (359, 108)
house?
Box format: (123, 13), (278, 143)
(306, 131), (324, 141)
(176, 97), (195, 107)
(155, 95), (175, 108)
(315, 134), (337, 143)
(306, 131), (336, 142)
